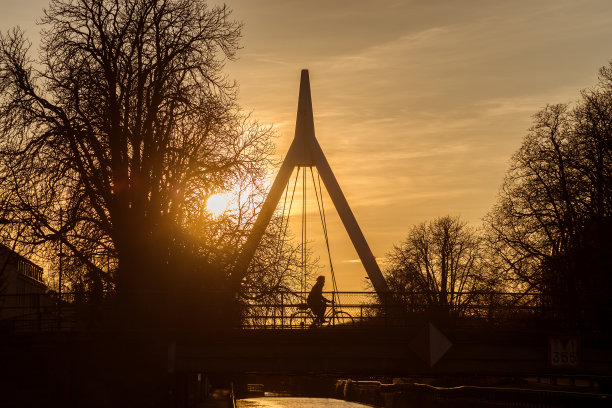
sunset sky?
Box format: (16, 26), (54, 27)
(3, 0), (612, 290)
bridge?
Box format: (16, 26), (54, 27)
(1, 288), (611, 407)
(171, 325), (610, 377)
(2, 290), (610, 378)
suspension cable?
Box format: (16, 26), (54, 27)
(310, 168), (340, 307)
(317, 172), (338, 293)
(274, 168), (300, 266)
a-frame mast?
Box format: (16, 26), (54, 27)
(230, 70), (389, 296)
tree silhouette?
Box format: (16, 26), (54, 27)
(486, 61), (612, 327)
(0, 0), (273, 321)
(190, 184), (318, 324)
(385, 216), (496, 318)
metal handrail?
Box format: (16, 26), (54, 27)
(0, 290), (595, 332)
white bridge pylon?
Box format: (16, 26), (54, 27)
(231, 70), (390, 296)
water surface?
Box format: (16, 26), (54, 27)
(237, 397), (372, 408)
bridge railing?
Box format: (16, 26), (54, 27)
(0, 290), (590, 332)
(239, 291), (555, 329)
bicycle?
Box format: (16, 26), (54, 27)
(289, 302), (354, 328)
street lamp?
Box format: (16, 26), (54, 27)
(57, 208), (65, 329)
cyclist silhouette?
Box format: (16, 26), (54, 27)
(307, 275), (331, 325)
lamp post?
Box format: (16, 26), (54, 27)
(58, 208), (65, 329)
(0, 218), (11, 291)
(59, 208), (62, 301)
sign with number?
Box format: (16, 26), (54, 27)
(548, 336), (580, 368)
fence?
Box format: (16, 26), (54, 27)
(0, 292), (63, 331)
(0, 290), (588, 332)
(0, 291), (109, 332)
(239, 291), (556, 329)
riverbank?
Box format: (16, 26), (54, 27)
(335, 379), (611, 407)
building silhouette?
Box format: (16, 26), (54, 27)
(0, 244), (47, 325)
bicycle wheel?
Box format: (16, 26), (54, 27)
(328, 311), (354, 326)
(289, 311), (312, 329)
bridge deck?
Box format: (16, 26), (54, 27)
(170, 326), (612, 377)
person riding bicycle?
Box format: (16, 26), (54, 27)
(307, 275), (331, 325)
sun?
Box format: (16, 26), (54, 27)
(206, 192), (233, 217)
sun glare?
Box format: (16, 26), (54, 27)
(206, 193), (233, 217)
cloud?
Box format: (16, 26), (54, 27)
(343, 257), (390, 264)
(224, 0), (612, 291)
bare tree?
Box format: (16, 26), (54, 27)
(0, 0), (273, 321)
(486, 61), (612, 326)
(485, 104), (582, 293)
(189, 184), (318, 323)
(385, 216), (496, 318)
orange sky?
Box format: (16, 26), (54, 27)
(217, 0), (612, 290)
(4, 0), (612, 290)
